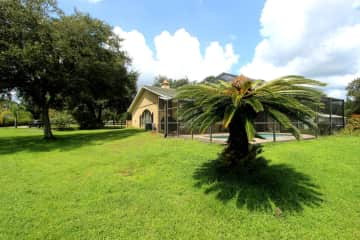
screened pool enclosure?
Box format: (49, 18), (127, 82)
(157, 96), (345, 141)
(131, 73), (345, 142)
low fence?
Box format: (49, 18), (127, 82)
(104, 120), (127, 128)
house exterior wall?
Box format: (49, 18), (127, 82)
(130, 90), (159, 129)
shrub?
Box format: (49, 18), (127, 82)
(0, 111), (15, 126)
(71, 105), (102, 129)
(49, 110), (73, 130)
(17, 111), (33, 125)
(344, 117), (360, 135)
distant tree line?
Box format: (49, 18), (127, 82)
(152, 75), (219, 88)
(0, 0), (137, 138)
(346, 77), (360, 116)
(0, 97), (32, 127)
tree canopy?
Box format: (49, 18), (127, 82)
(56, 12), (137, 129)
(346, 77), (360, 114)
(153, 75), (190, 88)
(0, 0), (137, 137)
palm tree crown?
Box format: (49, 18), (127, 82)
(176, 75), (326, 165)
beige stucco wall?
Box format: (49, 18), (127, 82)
(130, 90), (159, 129)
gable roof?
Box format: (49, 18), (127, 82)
(215, 72), (258, 82)
(127, 85), (177, 113)
(215, 72), (238, 82)
(144, 86), (177, 99)
(128, 73), (255, 113)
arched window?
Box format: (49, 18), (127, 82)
(140, 109), (153, 129)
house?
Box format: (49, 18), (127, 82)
(128, 73), (236, 135)
(127, 73), (345, 136)
(127, 80), (178, 134)
(127, 73), (237, 135)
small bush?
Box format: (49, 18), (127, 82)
(343, 117), (360, 135)
(50, 110), (73, 130)
(71, 105), (103, 129)
(0, 111), (15, 126)
(17, 111), (33, 125)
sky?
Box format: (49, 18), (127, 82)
(57, 0), (360, 99)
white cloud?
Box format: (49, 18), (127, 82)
(240, 0), (360, 99)
(113, 27), (239, 86)
(113, 27), (156, 85)
(354, 0), (360, 9)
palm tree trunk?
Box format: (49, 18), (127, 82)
(224, 111), (250, 166)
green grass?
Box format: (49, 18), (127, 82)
(0, 128), (359, 239)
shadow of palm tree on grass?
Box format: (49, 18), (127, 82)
(193, 157), (323, 213)
(0, 129), (143, 155)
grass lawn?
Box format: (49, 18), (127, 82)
(0, 128), (359, 239)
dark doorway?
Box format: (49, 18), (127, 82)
(140, 109), (153, 130)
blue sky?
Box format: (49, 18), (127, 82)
(57, 0), (360, 99)
(58, 0), (264, 68)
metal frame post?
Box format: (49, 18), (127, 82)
(163, 99), (167, 137)
(329, 98), (333, 135)
(342, 99), (346, 128)
(176, 100), (179, 136)
(315, 104), (319, 138)
(273, 121), (276, 142)
(158, 96), (160, 133)
(167, 101), (170, 136)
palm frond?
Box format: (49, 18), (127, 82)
(243, 98), (264, 113)
(268, 108), (301, 140)
(243, 116), (256, 140)
(223, 105), (236, 128)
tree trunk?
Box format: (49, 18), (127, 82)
(97, 106), (103, 125)
(14, 112), (17, 128)
(223, 111), (250, 166)
(42, 105), (54, 139)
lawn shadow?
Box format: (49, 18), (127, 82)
(0, 128), (143, 155)
(193, 157), (323, 213)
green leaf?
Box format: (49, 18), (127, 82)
(233, 94), (243, 107)
(223, 106), (236, 128)
(244, 98), (264, 113)
(268, 108), (301, 140)
(244, 117), (256, 141)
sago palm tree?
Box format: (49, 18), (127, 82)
(176, 75), (326, 166)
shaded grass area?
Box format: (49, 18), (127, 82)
(0, 128), (359, 239)
(193, 157), (323, 212)
(0, 128), (142, 154)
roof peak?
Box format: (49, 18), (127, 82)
(216, 72), (256, 82)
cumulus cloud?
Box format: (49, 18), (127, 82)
(113, 27), (156, 84)
(240, 0), (360, 98)
(113, 27), (239, 85)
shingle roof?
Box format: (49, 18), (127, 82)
(128, 72), (256, 113)
(215, 72), (257, 82)
(143, 86), (177, 99)
(215, 72), (238, 82)
(127, 85), (177, 112)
